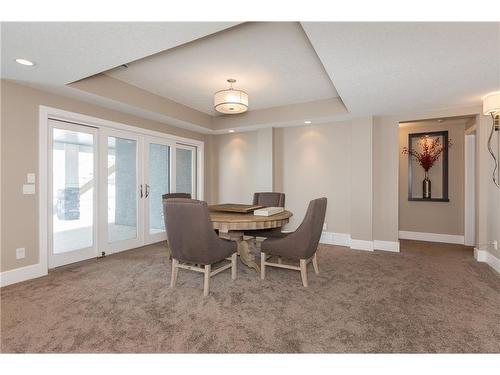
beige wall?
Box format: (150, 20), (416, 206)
(0, 80), (210, 272)
(275, 122), (352, 233)
(214, 122), (353, 234)
(399, 119), (466, 235)
(212, 131), (260, 204)
(350, 117), (373, 241)
(372, 118), (399, 242)
(215, 119), (395, 244)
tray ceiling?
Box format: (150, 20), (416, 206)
(105, 22), (339, 115)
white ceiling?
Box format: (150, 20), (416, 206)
(1, 22), (238, 85)
(105, 22), (339, 115)
(302, 22), (500, 115)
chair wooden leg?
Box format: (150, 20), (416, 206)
(312, 252), (319, 274)
(170, 259), (178, 288)
(260, 252), (266, 280)
(300, 259), (308, 287)
(231, 252), (237, 280)
(203, 264), (211, 296)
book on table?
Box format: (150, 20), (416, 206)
(253, 207), (285, 216)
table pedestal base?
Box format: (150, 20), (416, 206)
(218, 230), (260, 272)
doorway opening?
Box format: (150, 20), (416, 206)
(398, 116), (476, 247)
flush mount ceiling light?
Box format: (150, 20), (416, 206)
(304, 120), (312, 125)
(214, 79), (248, 114)
(15, 58), (35, 66)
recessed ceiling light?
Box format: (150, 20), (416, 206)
(304, 120), (312, 125)
(15, 58), (35, 66)
(228, 129), (235, 133)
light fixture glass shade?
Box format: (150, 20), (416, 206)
(214, 89), (249, 114)
(483, 91), (500, 115)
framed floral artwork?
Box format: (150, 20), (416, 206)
(404, 130), (450, 202)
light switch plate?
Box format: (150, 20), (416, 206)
(27, 173), (36, 183)
(16, 248), (25, 259)
(23, 184), (36, 195)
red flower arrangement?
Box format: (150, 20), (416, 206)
(402, 136), (451, 172)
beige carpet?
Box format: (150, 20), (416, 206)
(1, 240), (499, 353)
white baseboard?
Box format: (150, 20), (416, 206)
(0, 262), (48, 287)
(350, 239), (374, 251)
(320, 231), (399, 252)
(320, 232), (351, 247)
(373, 240), (400, 252)
(474, 247), (500, 274)
(399, 230), (464, 245)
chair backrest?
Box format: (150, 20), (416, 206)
(162, 192), (191, 200)
(163, 198), (226, 264)
(293, 197), (327, 259)
(253, 192), (285, 207)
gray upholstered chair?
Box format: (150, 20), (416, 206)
(164, 198), (237, 296)
(162, 193), (192, 258)
(162, 192), (191, 200)
(245, 192), (286, 239)
(253, 192), (285, 208)
(260, 197), (327, 287)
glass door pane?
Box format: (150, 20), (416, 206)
(49, 122), (97, 268)
(107, 136), (138, 243)
(148, 143), (170, 235)
(176, 146), (196, 196)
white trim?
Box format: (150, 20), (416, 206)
(373, 240), (400, 252)
(399, 230), (465, 244)
(0, 263), (47, 287)
(474, 248), (500, 274)
(38, 106), (49, 279)
(350, 239), (374, 251)
(464, 133), (476, 246)
(39, 106), (204, 147)
(319, 231), (351, 247)
(320, 231), (400, 252)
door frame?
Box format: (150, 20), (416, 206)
(39, 106), (204, 271)
(464, 127), (477, 246)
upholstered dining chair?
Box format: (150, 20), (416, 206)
(162, 193), (192, 258)
(164, 198), (237, 296)
(245, 192), (286, 240)
(260, 197), (327, 287)
(253, 192), (285, 208)
(162, 192), (191, 200)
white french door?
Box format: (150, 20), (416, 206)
(47, 117), (200, 267)
(99, 128), (143, 254)
(142, 139), (197, 244)
(48, 120), (98, 268)
(143, 137), (174, 244)
(175, 144), (197, 198)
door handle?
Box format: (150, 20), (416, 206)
(145, 184), (150, 198)
(140, 184), (143, 198)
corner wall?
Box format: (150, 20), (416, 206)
(214, 118), (401, 251)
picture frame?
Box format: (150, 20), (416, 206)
(407, 130), (449, 202)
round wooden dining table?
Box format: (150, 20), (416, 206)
(209, 209), (293, 271)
